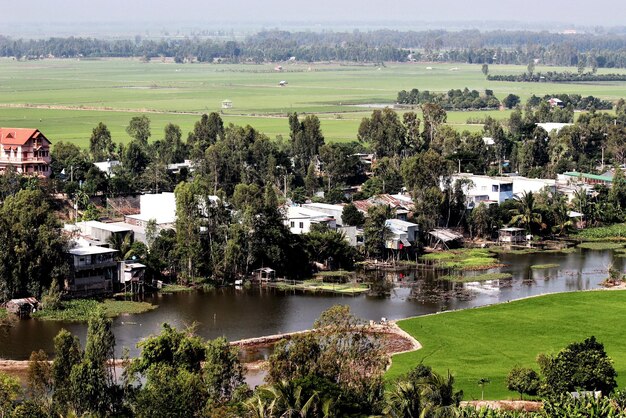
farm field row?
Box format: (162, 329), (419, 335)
(0, 59), (625, 146)
(387, 290), (626, 400)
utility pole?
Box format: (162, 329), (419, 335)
(458, 159), (461, 174)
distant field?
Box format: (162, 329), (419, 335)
(0, 58), (625, 147)
(386, 290), (626, 400)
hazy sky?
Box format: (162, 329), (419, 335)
(3, 0), (626, 27)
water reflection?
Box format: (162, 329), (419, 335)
(0, 248), (619, 360)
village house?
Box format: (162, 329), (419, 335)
(0, 128), (51, 177)
(284, 205), (337, 234)
(450, 173), (556, 207)
(66, 244), (118, 297)
(93, 159), (121, 176)
(352, 194), (414, 220)
(384, 219), (419, 250)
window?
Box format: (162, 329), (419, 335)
(492, 185), (499, 192)
(290, 221), (294, 227)
(299, 222), (304, 229)
(501, 183), (513, 192)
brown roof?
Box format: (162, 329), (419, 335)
(0, 128), (50, 146)
(352, 194), (414, 213)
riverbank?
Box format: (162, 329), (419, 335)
(386, 289), (626, 400)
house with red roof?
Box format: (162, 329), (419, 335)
(0, 128), (51, 177)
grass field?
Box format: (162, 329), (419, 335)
(1, 58), (626, 147)
(386, 290), (626, 400)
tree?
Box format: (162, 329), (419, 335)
(358, 108), (407, 158)
(187, 113), (224, 156)
(69, 308), (117, 415)
(174, 182), (203, 280)
(89, 122), (115, 161)
(123, 140), (149, 177)
(290, 113), (325, 175)
(126, 115), (151, 145)
(506, 366), (540, 399)
(469, 202), (491, 239)
(477, 378), (491, 401)
(342, 203), (365, 227)
(527, 60), (536, 77)
(481, 63), (489, 76)
(364, 205), (393, 260)
(538, 336), (618, 396)
(0, 189), (68, 301)
(421, 103), (447, 148)
(27, 350), (52, 409)
(503, 94), (521, 109)
(267, 306), (387, 417)
(51, 329), (82, 413)
(509, 191), (544, 234)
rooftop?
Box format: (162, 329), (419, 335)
(78, 220), (133, 233)
(68, 246), (118, 256)
(0, 128), (48, 146)
(563, 171), (613, 182)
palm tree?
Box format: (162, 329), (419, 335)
(250, 380), (319, 418)
(477, 378), (490, 401)
(384, 380), (423, 418)
(107, 232), (135, 260)
(509, 191), (544, 234)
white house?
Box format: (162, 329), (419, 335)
(302, 203), (346, 226)
(536, 123), (572, 134)
(385, 219), (419, 250)
(124, 192), (177, 228)
(450, 174), (514, 206)
(284, 206), (337, 234)
(450, 174), (556, 207)
(93, 160), (121, 176)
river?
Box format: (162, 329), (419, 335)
(0, 247), (619, 360)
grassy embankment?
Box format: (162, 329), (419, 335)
(32, 299), (156, 321)
(0, 59), (624, 147)
(387, 290), (626, 400)
(275, 271), (369, 294)
(575, 224), (626, 242)
(421, 248), (502, 270)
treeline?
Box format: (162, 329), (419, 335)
(397, 87), (501, 110)
(488, 71), (626, 82)
(5, 29), (626, 67)
(2, 306), (625, 417)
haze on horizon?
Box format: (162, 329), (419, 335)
(3, 0), (626, 32)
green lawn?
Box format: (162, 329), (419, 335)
(32, 299), (156, 321)
(387, 290), (626, 400)
(0, 59), (625, 147)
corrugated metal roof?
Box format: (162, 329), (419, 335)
(428, 228), (463, 242)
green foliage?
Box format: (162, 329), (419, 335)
(0, 371), (21, 415)
(506, 366), (540, 399)
(538, 336), (618, 396)
(441, 272), (512, 282)
(0, 188), (68, 301)
(342, 202), (365, 227)
(267, 306), (387, 416)
(576, 224), (626, 241)
(577, 242), (625, 250)
(530, 264), (560, 269)
(33, 298), (156, 321)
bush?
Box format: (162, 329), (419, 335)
(506, 366), (540, 399)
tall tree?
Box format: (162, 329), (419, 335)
(126, 115), (151, 145)
(89, 122), (115, 161)
(358, 108), (407, 158)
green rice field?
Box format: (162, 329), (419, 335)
(387, 290), (626, 400)
(1, 58), (626, 147)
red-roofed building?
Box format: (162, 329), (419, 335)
(0, 128), (51, 177)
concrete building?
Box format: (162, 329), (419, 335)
(93, 160), (121, 176)
(67, 221), (133, 245)
(0, 128), (51, 177)
(124, 192), (177, 228)
(302, 203), (346, 226)
(284, 206), (337, 234)
(66, 245), (118, 296)
(450, 174), (556, 207)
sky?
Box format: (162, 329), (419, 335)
(2, 0), (626, 29)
